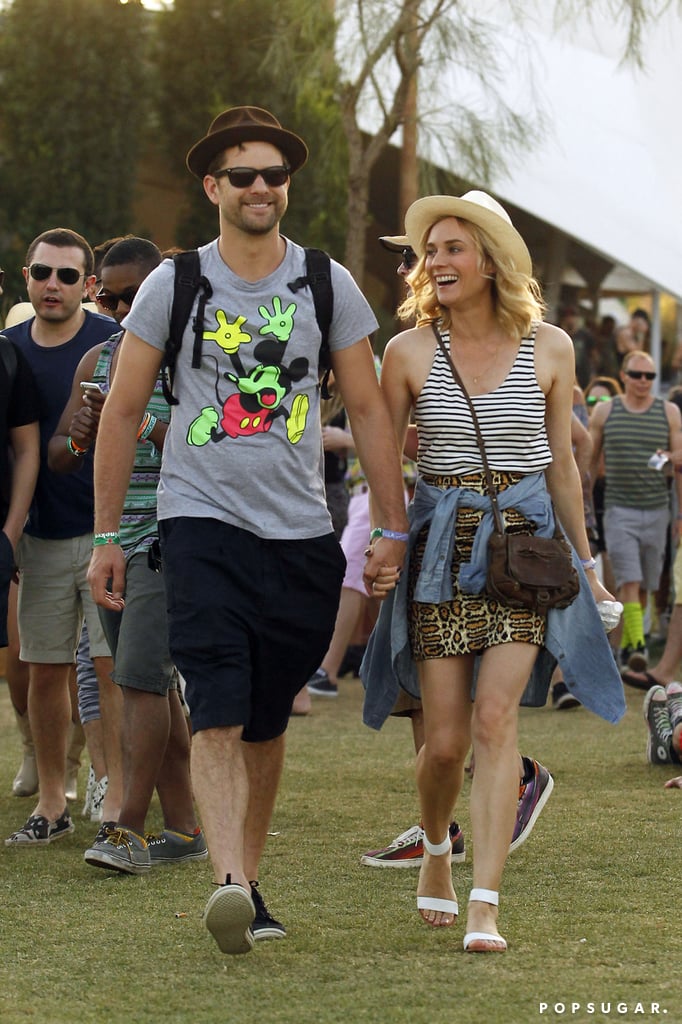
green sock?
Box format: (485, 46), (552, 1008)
(622, 601), (645, 651)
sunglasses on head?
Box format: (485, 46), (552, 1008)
(625, 370), (656, 381)
(401, 247), (417, 270)
(96, 286), (138, 312)
(586, 394), (611, 405)
(212, 165), (291, 189)
(29, 263), (85, 286)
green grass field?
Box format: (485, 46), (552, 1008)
(1, 671), (680, 1024)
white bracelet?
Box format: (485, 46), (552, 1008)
(580, 556), (597, 571)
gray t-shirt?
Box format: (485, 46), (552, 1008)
(122, 237), (378, 539)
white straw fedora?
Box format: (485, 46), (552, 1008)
(378, 234), (410, 252)
(404, 190), (532, 275)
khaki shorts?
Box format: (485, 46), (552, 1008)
(17, 534), (111, 663)
(603, 505), (669, 591)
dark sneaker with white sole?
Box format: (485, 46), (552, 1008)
(250, 880), (286, 940)
(5, 807), (74, 846)
(643, 685), (673, 764)
(146, 828), (208, 865)
(307, 668), (338, 697)
(203, 877), (255, 955)
(84, 826), (151, 874)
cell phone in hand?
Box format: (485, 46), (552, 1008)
(80, 381), (103, 394)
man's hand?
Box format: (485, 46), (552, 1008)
(87, 543), (126, 611)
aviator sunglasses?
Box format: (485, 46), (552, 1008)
(29, 263), (85, 286)
(625, 369), (656, 381)
(96, 286), (138, 312)
(212, 165), (291, 188)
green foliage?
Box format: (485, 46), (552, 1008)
(153, 0), (347, 257)
(0, 0), (151, 303)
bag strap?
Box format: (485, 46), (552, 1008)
(430, 321), (506, 535)
(162, 250), (213, 406)
(288, 247), (334, 398)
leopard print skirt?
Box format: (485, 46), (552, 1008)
(408, 471), (546, 659)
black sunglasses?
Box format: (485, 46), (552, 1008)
(625, 370), (656, 381)
(401, 247), (417, 270)
(212, 165), (291, 188)
(29, 263), (85, 286)
(96, 286), (138, 312)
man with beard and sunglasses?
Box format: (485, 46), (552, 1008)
(48, 236), (206, 875)
(86, 106), (408, 956)
(3, 228), (118, 847)
(589, 348), (682, 673)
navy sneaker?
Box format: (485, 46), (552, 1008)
(250, 881), (286, 940)
(307, 669), (338, 697)
(5, 807), (74, 846)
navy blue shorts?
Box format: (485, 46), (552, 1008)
(158, 517), (346, 741)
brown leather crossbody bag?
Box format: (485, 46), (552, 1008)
(431, 323), (579, 613)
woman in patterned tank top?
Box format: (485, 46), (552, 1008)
(369, 191), (617, 954)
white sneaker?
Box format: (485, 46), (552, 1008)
(82, 765), (96, 818)
(89, 775), (109, 822)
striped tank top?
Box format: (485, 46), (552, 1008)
(415, 326), (552, 476)
(603, 396), (670, 509)
(93, 334), (170, 555)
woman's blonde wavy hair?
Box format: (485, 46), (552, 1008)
(397, 216), (545, 339)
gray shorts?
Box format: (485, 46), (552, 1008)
(603, 504), (670, 591)
(17, 533), (111, 663)
(98, 551), (178, 695)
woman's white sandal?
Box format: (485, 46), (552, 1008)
(463, 888), (507, 952)
(416, 833), (459, 922)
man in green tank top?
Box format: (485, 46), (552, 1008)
(589, 350), (682, 672)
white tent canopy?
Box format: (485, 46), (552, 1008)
(481, 5), (682, 303)
(355, 2), (682, 304)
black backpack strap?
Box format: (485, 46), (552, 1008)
(163, 250), (213, 405)
(0, 334), (18, 387)
(287, 247), (334, 398)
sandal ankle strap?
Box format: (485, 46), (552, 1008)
(469, 888), (499, 906)
(423, 832), (451, 856)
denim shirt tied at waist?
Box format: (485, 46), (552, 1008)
(361, 472), (626, 730)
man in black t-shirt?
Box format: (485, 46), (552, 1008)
(0, 336), (39, 647)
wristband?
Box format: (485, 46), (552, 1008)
(580, 556), (597, 571)
(370, 527), (409, 543)
(67, 435), (89, 457)
(93, 532), (121, 547)
(137, 412), (158, 441)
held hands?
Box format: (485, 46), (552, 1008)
(362, 537), (405, 599)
